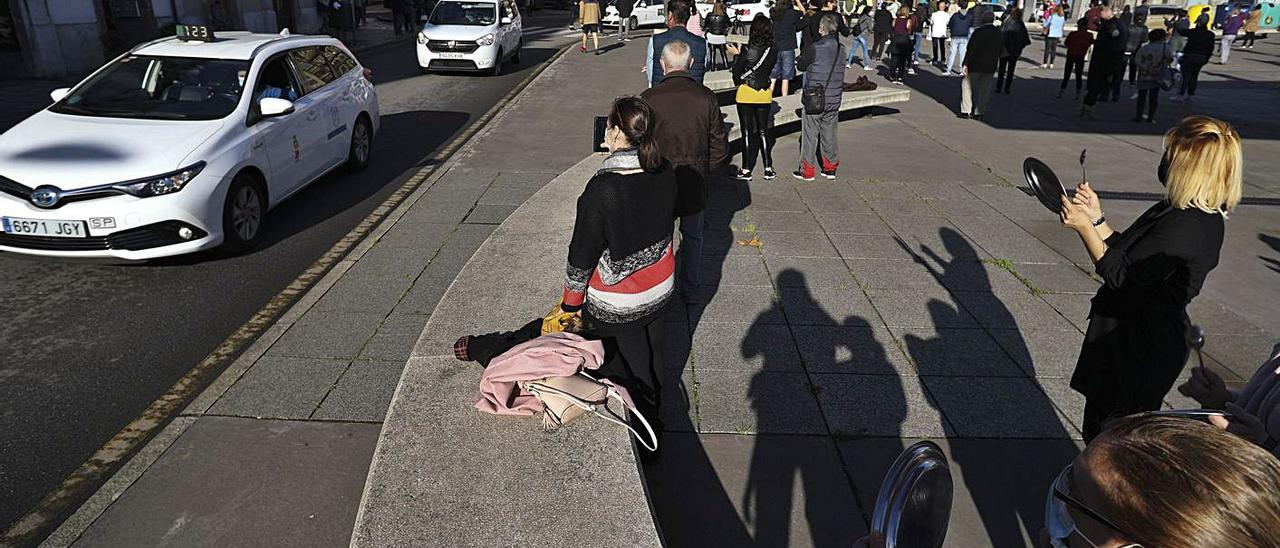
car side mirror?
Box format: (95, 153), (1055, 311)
(258, 97), (295, 118)
(501, 16), (513, 24)
(50, 88), (71, 102)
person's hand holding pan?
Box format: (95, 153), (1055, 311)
(1059, 195), (1095, 233)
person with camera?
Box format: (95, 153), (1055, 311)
(729, 17), (779, 181)
(1178, 342), (1280, 458)
(1059, 115), (1243, 442)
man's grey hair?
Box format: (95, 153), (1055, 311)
(661, 40), (693, 70)
(979, 10), (995, 25)
(819, 13), (840, 35)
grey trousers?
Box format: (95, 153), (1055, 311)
(961, 71), (996, 115)
(799, 109), (839, 173)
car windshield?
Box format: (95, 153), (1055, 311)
(430, 2), (497, 25)
(50, 55), (248, 121)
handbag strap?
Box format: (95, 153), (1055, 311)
(523, 372), (659, 451)
(744, 46), (772, 83)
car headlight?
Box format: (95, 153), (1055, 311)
(477, 33), (495, 46)
(112, 162), (206, 198)
(417, 31), (427, 44)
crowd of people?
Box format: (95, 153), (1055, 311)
(453, 0), (1280, 543)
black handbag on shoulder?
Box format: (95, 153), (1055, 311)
(801, 44), (841, 115)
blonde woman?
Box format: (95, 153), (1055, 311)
(1060, 116), (1243, 442)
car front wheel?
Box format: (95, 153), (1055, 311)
(220, 173), (266, 253)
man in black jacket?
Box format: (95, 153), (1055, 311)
(641, 40), (728, 303)
(802, 0), (851, 50)
(1080, 6), (1124, 117)
(959, 11), (1000, 119)
(615, 0), (635, 41)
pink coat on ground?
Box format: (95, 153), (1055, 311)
(474, 332), (607, 416)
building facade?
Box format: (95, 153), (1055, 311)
(1, 0), (323, 79)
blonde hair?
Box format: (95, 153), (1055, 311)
(1164, 115), (1243, 215)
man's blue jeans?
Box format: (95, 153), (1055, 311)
(847, 35), (871, 66)
(945, 36), (969, 74)
(677, 211), (704, 297)
(912, 32), (923, 63)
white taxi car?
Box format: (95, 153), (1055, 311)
(0, 27), (379, 260)
(603, 0), (667, 29)
(417, 0), (523, 75)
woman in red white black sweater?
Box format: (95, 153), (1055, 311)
(560, 96), (678, 438)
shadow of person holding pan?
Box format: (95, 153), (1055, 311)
(897, 228), (1080, 546)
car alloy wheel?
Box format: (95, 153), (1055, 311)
(231, 184), (262, 242)
(629, 16), (638, 31)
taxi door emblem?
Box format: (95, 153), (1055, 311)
(292, 135), (300, 161)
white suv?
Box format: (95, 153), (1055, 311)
(0, 28), (379, 260)
(417, 0), (523, 75)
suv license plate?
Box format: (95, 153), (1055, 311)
(1, 217), (88, 238)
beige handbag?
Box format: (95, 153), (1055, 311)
(520, 371), (659, 451)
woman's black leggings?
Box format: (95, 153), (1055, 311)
(932, 37), (945, 61)
(736, 102), (774, 171)
(1241, 31), (1257, 47)
(1043, 37), (1059, 65)
(709, 43), (729, 70)
(1060, 54), (1085, 91)
(1179, 53), (1208, 96)
(996, 55), (1018, 92)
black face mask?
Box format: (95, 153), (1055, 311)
(1158, 151), (1170, 186)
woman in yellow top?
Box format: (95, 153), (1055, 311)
(728, 17), (779, 181)
(579, 0), (602, 54)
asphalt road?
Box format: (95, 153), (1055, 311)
(0, 13), (574, 531)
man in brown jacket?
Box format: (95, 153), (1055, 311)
(640, 40), (728, 303)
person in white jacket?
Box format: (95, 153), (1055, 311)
(928, 1), (951, 66)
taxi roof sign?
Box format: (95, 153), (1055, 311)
(176, 24), (215, 42)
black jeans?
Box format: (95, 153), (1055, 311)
(1043, 37), (1059, 65)
(708, 43), (729, 70)
(1242, 31), (1257, 47)
(890, 52), (909, 80)
(1109, 54), (1126, 100)
(736, 102), (775, 171)
(1136, 88), (1159, 119)
(1179, 53), (1208, 95)
(996, 55), (1019, 92)
(872, 32), (889, 59)
(932, 37), (946, 61)
(595, 315), (666, 436)
(1060, 54), (1085, 92)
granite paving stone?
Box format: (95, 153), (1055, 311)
(810, 374), (952, 438)
(693, 370), (827, 435)
(269, 311), (384, 360)
(765, 257), (857, 288)
(359, 313), (431, 362)
(988, 328), (1086, 379)
(314, 360), (407, 422)
(812, 212), (893, 235)
(962, 183), (1051, 220)
(692, 322), (801, 373)
(1202, 332), (1278, 381)
(865, 288), (979, 329)
(1038, 293), (1093, 332)
(209, 357), (351, 419)
(731, 210), (824, 233)
(1007, 262), (1101, 295)
(463, 204), (519, 224)
(691, 285), (785, 325)
(757, 231), (841, 258)
(844, 257), (945, 290)
(700, 255), (772, 288)
(732, 180), (806, 212)
(952, 288), (1079, 332)
(828, 233), (921, 260)
(922, 376), (1078, 439)
(395, 275), (455, 315)
(792, 325), (914, 375)
(780, 285), (880, 327)
(891, 326), (1027, 377)
(397, 195), (476, 226)
(1187, 296), (1275, 336)
(311, 261), (416, 315)
(703, 229), (766, 257)
(1030, 377), (1086, 439)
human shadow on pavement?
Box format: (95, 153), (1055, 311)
(1260, 233), (1280, 274)
(898, 228), (1080, 545)
(741, 270), (897, 546)
(642, 176), (754, 547)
